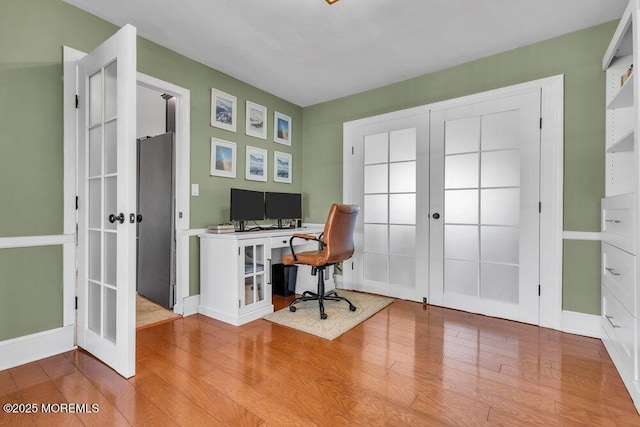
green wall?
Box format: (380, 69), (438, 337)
(301, 22), (615, 315)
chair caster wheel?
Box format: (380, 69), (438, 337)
(320, 313), (327, 320)
(289, 306), (296, 312)
(349, 305), (356, 312)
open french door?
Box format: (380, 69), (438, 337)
(76, 25), (137, 378)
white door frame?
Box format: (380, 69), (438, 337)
(62, 47), (192, 328)
(344, 75), (564, 330)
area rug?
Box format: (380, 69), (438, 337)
(263, 289), (393, 340)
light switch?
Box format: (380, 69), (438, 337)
(191, 183), (199, 196)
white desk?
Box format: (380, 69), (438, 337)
(198, 226), (333, 325)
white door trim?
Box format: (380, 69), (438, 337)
(343, 75), (564, 331)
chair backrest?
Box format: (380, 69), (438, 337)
(322, 203), (360, 264)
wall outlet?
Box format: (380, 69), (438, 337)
(191, 183), (199, 196)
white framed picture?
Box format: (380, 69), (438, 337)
(246, 101), (267, 139)
(210, 138), (237, 178)
(211, 88), (237, 132)
(274, 111), (292, 146)
(246, 146), (268, 182)
(274, 151), (292, 183)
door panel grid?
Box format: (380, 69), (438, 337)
(363, 128), (417, 286)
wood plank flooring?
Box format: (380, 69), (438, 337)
(1, 296), (639, 426)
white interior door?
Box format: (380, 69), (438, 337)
(77, 25), (137, 378)
(347, 114), (429, 301)
(429, 91), (541, 324)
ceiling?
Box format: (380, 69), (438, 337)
(64, 0), (628, 107)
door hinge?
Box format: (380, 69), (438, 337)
(538, 285), (541, 296)
(75, 296), (78, 310)
(538, 202), (541, 213)
(75, 95), (79, 109)
(351, 146), (354, 155)
(239, 299), (241, 308)
(75, 196), (78, 210)
(539, 117), (542, 129)
(351, 261), (354, 270)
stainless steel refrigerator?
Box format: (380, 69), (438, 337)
(137, 132), (175, 308)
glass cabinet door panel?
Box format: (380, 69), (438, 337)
(245, 246), (254, 274)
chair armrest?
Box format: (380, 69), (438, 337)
(288, 233), (324, 261)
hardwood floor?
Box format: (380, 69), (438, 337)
(1, 296), (639, 426)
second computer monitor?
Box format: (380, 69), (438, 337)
(265, 192), (302, 228)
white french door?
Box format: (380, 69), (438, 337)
(429, 91), (541, 324)
(346, 114), (429, 302)
(76, 25), (137, 378)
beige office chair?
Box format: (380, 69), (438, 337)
(282, 203), (360, 319)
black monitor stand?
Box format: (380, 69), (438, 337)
(276, 219), (283, 229)
(237, 221), (246, 232)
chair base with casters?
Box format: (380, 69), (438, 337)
(288, 266), (356, 320)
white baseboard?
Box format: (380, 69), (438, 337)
(561, 310), (601, 338)
(0, 326), (76, 371)
(183, 294), (200, 316)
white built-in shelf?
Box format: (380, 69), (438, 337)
(607, 129), (635, 153)
(608, 73), (634, 110)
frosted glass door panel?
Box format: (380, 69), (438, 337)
(364, 195), (388, 223)
(364, 132), (388, 164)
(89, 282), (101, 333)
(364, 224), (388, 253)
(365, 164), (388, 193)
(481, 226), (519, 264)
(390, 128), (416, 162)
(360, 126), (418, 290)
(444, 259), (478, 296)
(445, 190), (478, 224)
(481, 110), (519, 150)
(390, 256), (415, 286)
(104, 288), (117, 343)
(104, 121), (117, 174)
(104, 61), (117, 119)
(389, 194), (416, 224)
(444, 117), (480, 154)
(481, 263), (519, 303)
(390, 162), (416, 193)
(445, 153), (479, 189)
(89, 126), (102, 176)
(364, 253), (388, 281)
(89, 72), (102, 126)
(481, 189), (520, 226)
(481, 150), (520, 187)
(444, 225), (478, 260)
(390, 225), (415, 256)
(104, 232), (117, 286)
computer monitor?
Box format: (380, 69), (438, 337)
(265, 192), (302, 228)
(230, 188), (264, 231)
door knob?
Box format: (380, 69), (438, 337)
(432, 213), (440, 219)
(109, 213), (125, 224)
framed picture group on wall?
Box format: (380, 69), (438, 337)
(210, 88), (293, 183)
